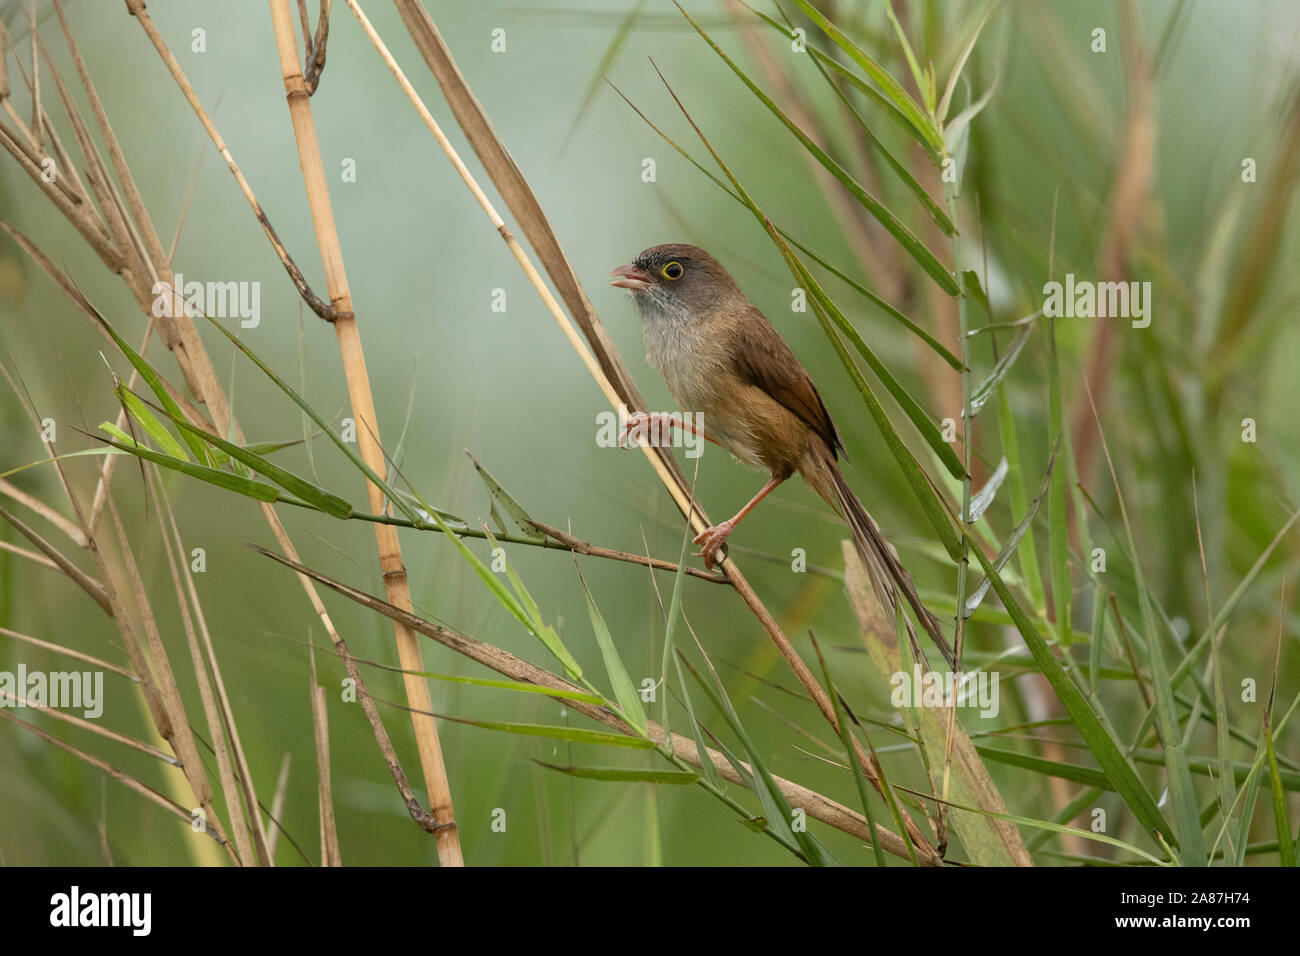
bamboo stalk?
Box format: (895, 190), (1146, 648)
(3, 2), (448, 859)
(267, 0), (461, 865)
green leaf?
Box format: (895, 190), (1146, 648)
(672, 652), (723, 790)
(975, 745), (1110, 790)
(576, 564), (647, 736)
(479, 525), (585, 682)
(534, 762), (698, 785)
(195, 305), (421, 524)
(797, 36), (939, 161)
(1088, 390), (1206, 865)
(169, 415), (353, 519)
(965, 433), (1061, 615)
(406, 670), (604, 705)
(967, 456), (1008, 523)
(467, 452), (546, 541)
(765, 3), (953, 235)
(798, 257), (966, 479)
(996, 388), (1044, 608)
(98, 422), (140, 448)
(1265, 719), (1296, 865)
(1046, 319), (1072, 646)
(964, 322), (1035, 417)
(800, 265), (967, 556)
(659, 506), (694, 743)
(679, 4), (959, 294)
(115, 385), (189, 461)
(437, 715), (654, 748)
(89, 304), (210, 465)
(966, 530), (1173, 844)
(679, 653), (839, 866)
(938, 3), (995, 123)
(790, 0), (943, 152)
(95, 434), (281, 503)
(811, 636), (887, 867)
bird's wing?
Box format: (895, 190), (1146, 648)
(729, 306), (844, 458)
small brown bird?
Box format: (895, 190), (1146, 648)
(612, 243), (954, 667)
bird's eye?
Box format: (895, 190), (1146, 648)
(661, 261), (684, 280)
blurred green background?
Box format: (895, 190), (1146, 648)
(1, 0), (1298, 865)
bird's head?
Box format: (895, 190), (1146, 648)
(610, 243), (739, 323)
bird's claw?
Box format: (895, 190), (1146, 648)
(618, 411), (655, 449)
(692, 522), (734, 571)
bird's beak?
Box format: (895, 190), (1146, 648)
(609, 263), (653, 291)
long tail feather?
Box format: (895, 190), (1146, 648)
(808, 447), (956, 668)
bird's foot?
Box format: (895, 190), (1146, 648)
(619, 411), (678, 449)
(693, 520), (735, 571)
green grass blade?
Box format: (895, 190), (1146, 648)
(764, 2), (953, 234)
(965, 433), (1061, 614)
(938, 3), (995, 122)
(576, 564), (647, 736)
(975, 745), (1110, 790)
(967, 533), (1173, 843)
(90, 304), (210, 465)
(679, 652), (835, 865)
(1264, 721), (1296, 865)
(169, 415), (352, 519)
(479, 526), (585, 682)
(114, 385), (189, 461)
(799, 262), (966, 479)
(965, 323), (1035, 417)
(1088, 389), (1206, 865)
(967, 456), (1008, 523)
(1046, 319), (1071, 647)
(535, 762), (698, 785)
(467, 452), (546, 541)
(659, 505), (694, 743)
(811, 636), (887, 867)
(790, 0), (943, 152)
(438, 715), (654, 748)
(95, 434), (281, 503)
(195, 305), (420, 523)
(408, 670), (604, 705)
(996, 385), (1044, 608)
(679, 5), (959, 294)
(881, 0), (930, 111)
(672, 653), (723, 790)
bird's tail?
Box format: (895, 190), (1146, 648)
(803, 444), (956, 669)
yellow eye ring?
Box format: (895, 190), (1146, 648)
(661, 261), (684, 280)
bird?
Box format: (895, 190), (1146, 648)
(611, 242), (955, 668)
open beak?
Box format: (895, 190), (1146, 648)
(609, 263), (654, 291)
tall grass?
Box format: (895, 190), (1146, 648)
(0, 0), (1296, 866)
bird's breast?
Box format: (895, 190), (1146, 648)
(642, 315), (767, 470)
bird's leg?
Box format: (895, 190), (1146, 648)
(693, 474), (785, 570)
(619, 411), (724, 450)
